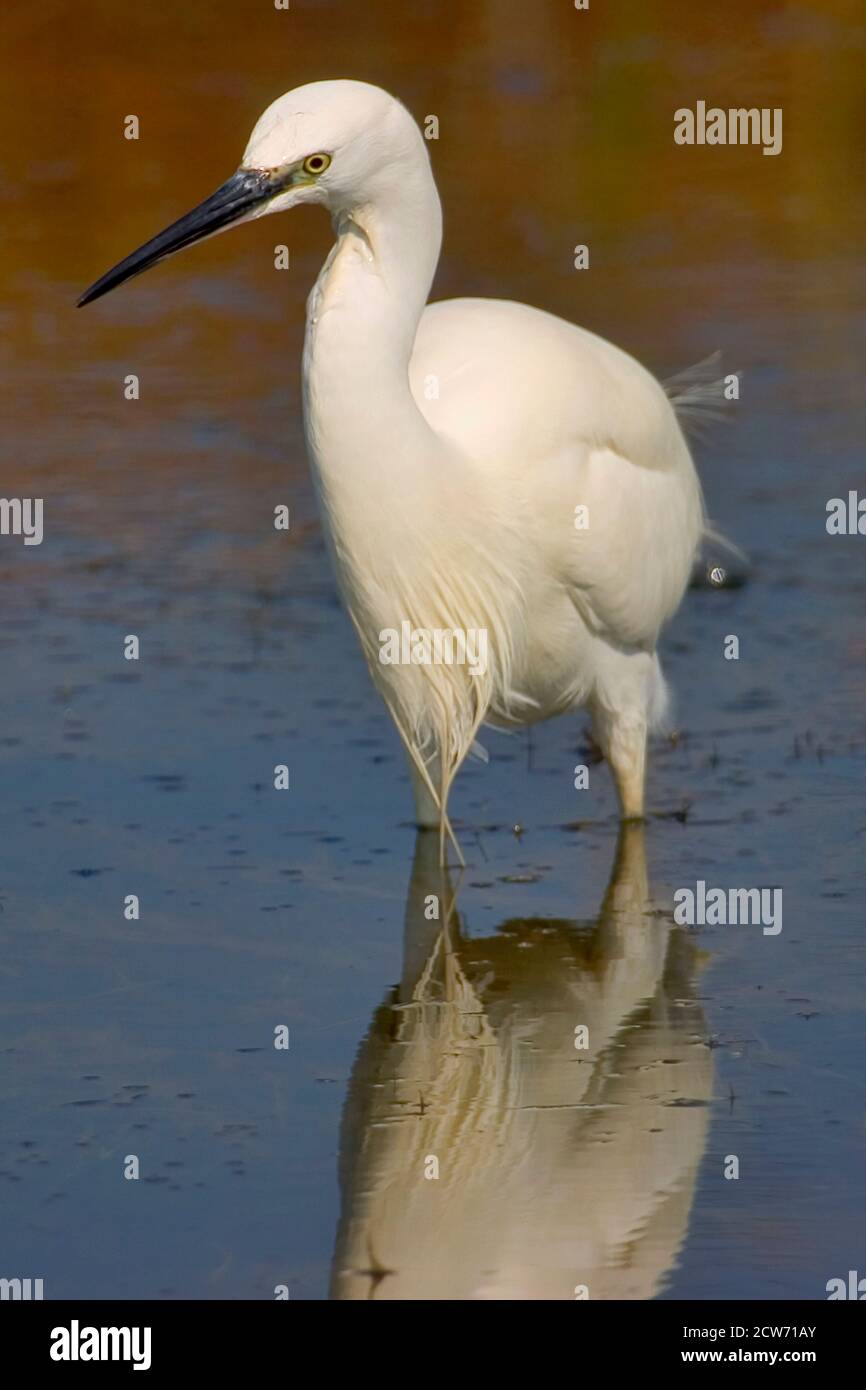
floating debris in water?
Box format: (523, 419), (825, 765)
(690, 557), (749, 590)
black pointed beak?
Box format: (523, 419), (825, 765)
(77, 168), (279, 307)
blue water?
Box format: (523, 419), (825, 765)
(2, 1), (865, 1300)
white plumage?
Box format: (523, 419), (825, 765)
(79, 80), (705, 862)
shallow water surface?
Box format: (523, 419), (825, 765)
(1, 0), (865, 1299)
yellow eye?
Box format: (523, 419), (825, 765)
(302, 153), (331, 176)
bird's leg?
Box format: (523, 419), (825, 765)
(409, 752), (465, 868)
(410, 753), (441, 830)
(590, 705), (647, 821)
(616, 731), (646, 821)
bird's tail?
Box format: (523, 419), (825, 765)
(665, 352), (750, 585)
(664, 350), (734, 435)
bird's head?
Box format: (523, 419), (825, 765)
(77, 79), (426, 307)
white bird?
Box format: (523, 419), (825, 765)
(80, 80), (704, 864)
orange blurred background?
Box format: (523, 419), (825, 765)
(2, 0), (863, 569)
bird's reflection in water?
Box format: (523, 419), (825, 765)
(331, 825), (712, 1300)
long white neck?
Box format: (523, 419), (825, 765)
(297, 128), (518, 805)
(301, 147), (443, 518)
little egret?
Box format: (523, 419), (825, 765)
(79, 80), (705, 863)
